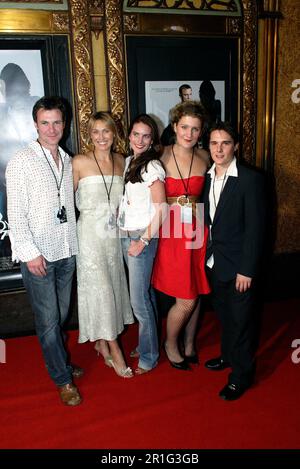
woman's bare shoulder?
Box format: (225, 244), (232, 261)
(73, 152), (92, 164)
(113, 152), (126, 161)
(114, 152), (126, 167)
(161, 146), (172, 163)
(195, 147), (210, 165)
(72, 153), (84, 166)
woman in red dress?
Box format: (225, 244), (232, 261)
(152, 101), (210, 370)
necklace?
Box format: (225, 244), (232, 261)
(38, 140), (65, 214)
(93, 151), (115, 205)
(172, 145), (195, 198)
(93, 151), (116, 230)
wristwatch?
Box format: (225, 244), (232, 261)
(139, 236), (150, 246)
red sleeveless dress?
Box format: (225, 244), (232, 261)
(152, 176), (210, 299)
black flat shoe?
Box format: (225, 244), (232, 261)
(185, 354), (199, 365)
(163, 343), (191, 371)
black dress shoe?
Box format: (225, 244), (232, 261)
(219, 383), (248, 401)
(163, 343), (191, 371)
(205, 356), (230, 371)
(185, 354), (199, 365)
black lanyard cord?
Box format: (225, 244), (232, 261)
(172, 145), (195, 197)
(38, 140), (64, 207)
(93, 151), (114, 205)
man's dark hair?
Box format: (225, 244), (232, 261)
(32, 96), (67, 123)
(179, 84), (191, 98)
(209, 121), (239, 144)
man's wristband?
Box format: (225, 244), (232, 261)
(139, 236), (150, 246)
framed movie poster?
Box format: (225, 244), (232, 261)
(0, 35), (76, 291)
(126, 35), (239, 134)
(145, 80), (225, 134)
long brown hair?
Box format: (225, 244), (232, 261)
(125, 114), (163, 184)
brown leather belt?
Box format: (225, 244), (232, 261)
(167, 195), (200, 206)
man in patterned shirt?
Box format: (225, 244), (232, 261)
(6, 96), (83, 406)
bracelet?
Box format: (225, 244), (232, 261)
(139, 236), (150, 246)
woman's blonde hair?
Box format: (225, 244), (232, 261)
(87, 111), (121, 152)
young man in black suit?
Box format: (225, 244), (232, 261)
(203, 121), (266, 400)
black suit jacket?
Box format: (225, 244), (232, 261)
(203, 163), (266, 282)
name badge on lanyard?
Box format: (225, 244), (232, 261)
(55, 206), (67, 224)
(172, 145), (195, 226)
(177, 195), (193, 224)
(181, 204), (193, 224)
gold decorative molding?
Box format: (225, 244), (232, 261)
(89, 0), (105, 38)
(89, 0), (104, 14)
(0, 9), (53, 31)
(256, 0), (281, 170)
(90, 15), (105, 38)
(241, 0), (257, 163)
(0, 0), (63, 3)
(105, 0), (127, 152)
(52, 12), (69, 32)
(226, 16), (242, 34)
(123, 13), (140, 33)
(123, 0), (241, 15)
(274, 0), (300, 253)
(69, 0), (94, 153)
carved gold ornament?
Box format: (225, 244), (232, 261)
(69, 0), (95, 153)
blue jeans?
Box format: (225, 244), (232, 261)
(21, 256), (76, 386)
(122, 236), (159, 370)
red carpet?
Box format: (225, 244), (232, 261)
(0, 298), (299, 449)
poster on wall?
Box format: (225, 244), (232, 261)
(0, 49), (44, 274)
(145, 80), (225, 135)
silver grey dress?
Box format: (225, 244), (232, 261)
(76, 175), (133, 342)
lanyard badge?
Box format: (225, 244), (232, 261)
(38, 140), (68, 225)
(177, 195), (193, 224)
(57, 206), (67, 224)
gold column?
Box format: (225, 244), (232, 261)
(105, 0), (127, 153)
(256, 0), (281, 170)
(69, 0), (95, 153)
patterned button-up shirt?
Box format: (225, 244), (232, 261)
(6, 141), (78, 262)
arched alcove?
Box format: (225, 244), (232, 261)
(102, 0), (257, 162)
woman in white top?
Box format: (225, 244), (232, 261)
(73, 112), (134, 378)
(119, 114), (166, 374)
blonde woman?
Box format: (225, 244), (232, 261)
(73, 112), (134, 378)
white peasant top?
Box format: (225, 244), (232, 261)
(118, 158), (165, 231)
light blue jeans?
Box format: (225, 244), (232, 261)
(122, 236), (159, 370)
(21, 256), (76, 386)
